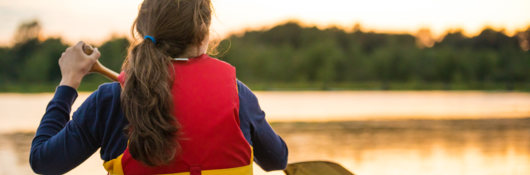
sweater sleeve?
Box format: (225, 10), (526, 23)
(237, 80), (289, 171)
(30, 85), (101, 174)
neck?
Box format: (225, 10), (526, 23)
(177, 46), (203, 58)
(177, 38), (209, 58)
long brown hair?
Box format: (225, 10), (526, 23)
(121, 0), (212, 167)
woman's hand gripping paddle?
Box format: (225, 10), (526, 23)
(82, 44), (119, 81)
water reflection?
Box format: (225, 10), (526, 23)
(1, 118), (529, 175)
(271, 118), (530, 175)
(0, 132), (34, 175)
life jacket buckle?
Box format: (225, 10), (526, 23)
(173, 58), (189, 61)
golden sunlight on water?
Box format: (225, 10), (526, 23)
(2, 91), (530, 132)
(272, 120), (530, 175)
(0, 91), (530, 175)
(255, 91), (530, 121)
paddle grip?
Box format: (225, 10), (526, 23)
(82, 44), (119, 82)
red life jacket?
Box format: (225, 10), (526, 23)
(104, 54), (253, 175)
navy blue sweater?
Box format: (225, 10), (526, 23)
(30, 81), (288, 174)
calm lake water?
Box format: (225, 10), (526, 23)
(1, 91), (530, 175)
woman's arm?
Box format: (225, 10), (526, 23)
(30, 41), (102, 174)
(30, 86), (101, 174)
(237, 80), (289, 171)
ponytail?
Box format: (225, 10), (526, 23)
(121, 39), (179, 167)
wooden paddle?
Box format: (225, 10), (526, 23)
(284, 161), (355, 175)
(82, 44), (119, 81)
(83, 44), (355, 175)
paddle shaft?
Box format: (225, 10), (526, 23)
(82, 44), (119, 81)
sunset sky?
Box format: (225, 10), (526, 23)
(0, 0), (529, 46)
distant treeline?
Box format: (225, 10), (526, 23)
(0, 21), (129, 92)
(1, 21), (529, 92)
(221, 22), (530, 91)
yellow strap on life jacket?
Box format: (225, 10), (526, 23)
(104, 147), (254, 175)
(103, 154), (124, 175)
(155, 163), (253, 175)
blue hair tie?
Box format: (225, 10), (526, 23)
(144, 35), (156, 44)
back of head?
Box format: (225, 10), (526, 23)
(121, 0), (213, 167)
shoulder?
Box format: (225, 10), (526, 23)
(237, 80), (260, 108)
(92, 82), (122, 114)
(87, 82), (122, 106)
(237, 80), (252, 96)
(95, 82), (122, 97)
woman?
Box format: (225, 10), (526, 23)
(29, 0), (288, 174)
